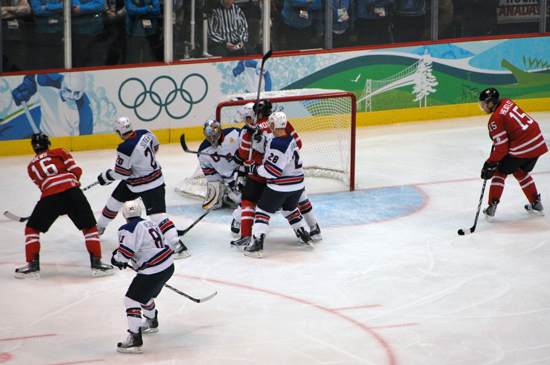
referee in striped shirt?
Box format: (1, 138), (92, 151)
(207, 0), (259, 56)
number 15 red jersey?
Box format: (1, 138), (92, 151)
(487, 98), (548, 163)
(27, 148), (82, 198)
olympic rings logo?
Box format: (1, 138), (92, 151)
(118, 74), (208, 122)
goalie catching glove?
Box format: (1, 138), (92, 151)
(481, 161), (497, 180)
(244, 160), (259, 176)
(98, 169), (115, 185)
(111, 249), (128, 270)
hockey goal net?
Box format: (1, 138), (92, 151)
(176, 89), (356, 199)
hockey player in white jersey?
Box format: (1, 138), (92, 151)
(111, 200), (175, 354)
(96, 116), (190, 259)
(243, 112), (314, 258)
(198, 119), (243, 209)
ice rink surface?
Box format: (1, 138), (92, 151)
(1, 113), (550, 365)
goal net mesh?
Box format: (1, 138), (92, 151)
(176, 89), (356, 199)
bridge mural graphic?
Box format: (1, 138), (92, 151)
(357, 52), (438, 112)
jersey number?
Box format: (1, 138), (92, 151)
(30, 157), (58, 181)
(148, 228), (164, 248)
(509, 106), (534, 130)
(144, 141), (158, 170)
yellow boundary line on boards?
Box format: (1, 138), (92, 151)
(2, 98), (549, 157)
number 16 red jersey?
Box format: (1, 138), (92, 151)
(27, 148), (82, 198)
(487, 98), (548, 163)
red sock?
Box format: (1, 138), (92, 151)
(240, 200), (256, 237)
(488, 171), (506, 204)
(514, 169), (538, 203)
(24, 226), (41, 262)
(83, 226), (102, 258)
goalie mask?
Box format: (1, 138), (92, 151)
(122, 200), (142, 219)
(268, 112), (287, 130)
(61, 72), (86, 101)
(203, 119), (222, 147)
(31, 132), (51, 153)
(238, 102), (255, 126)
(114, 116), (133, 139)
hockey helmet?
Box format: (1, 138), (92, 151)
(253, 99), (273, 119)
(122, 200), (142, 219)
(268, 111), (287, 130)
(61, 72), (86, 101)
(114, 116), (133, 139)
(478, 88), (500, 110)
(31, 132), (51, 153)
(203, 119), (222, 147)
(237, 102), (256, 126)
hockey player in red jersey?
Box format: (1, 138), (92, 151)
(230, 100), (321, 248)
(15, 133), (114, 279)
(478, 88), (547, 221)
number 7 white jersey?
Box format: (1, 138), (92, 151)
(115, 218), (174, 275)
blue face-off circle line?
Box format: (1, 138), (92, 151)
(167, 186), (427, 228)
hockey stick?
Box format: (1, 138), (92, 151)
(22, 101), (39, 134)
(249, 50), (272, 160)
(177, 205), (215, 236)
(4, 181), (100, 223)
(179, 134), (233, 159)
(457, 178), (488, 236)
(127, 265), (217, 303)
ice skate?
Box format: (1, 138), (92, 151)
(14, 259), (40, 279)
(483, 199), (499, 222)
(295, 227), (314, 247)
(141, 310), (159, 334)
(90, 254), (114, 277)
(172, 240), (190, 259)
(309, 224), (322, 242)
(117, 328), (143, 354)
(244, 234), (264, 258)
(97, 225), (106, 237)
(525, 194), (544, 216)
(230, 235), (251, 249)
(230, 218), (240, 237)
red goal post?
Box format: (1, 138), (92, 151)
(216, 89), (356, 191)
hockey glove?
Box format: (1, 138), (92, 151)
(233, 153), (245, 165)
(244, 125), (262, 142)
(12, 75), (37, 106)
(98, 169), (115, 185)
(244, 160), (259, 176)
(481, 161), (497, 180)
(111, 249), (127, 270)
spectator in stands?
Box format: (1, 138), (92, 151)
(461, 0), (499, 37)
(207, 0), (257, 57)
(124, 0), (163, 64)
(29, 0), (64, 70)
(420, 0), (453, 40)
(354, 0), (394, 46)
(71, 0), (105, 67)
(329, 0), (354, 48)
(103, 0), (128, 65)
(280, 0), (322, 51)
(392, 0), (425, 43)
(2, 0), (32, 72)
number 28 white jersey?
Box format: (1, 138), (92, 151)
(115, 218), (174, 275)
(257, 134), (305, 192)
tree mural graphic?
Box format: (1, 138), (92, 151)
(412, 52), (438, 107)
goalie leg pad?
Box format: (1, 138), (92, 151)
(203, 181), (227, 210)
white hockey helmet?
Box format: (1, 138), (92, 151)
(203, 119), (222, 147)
(114, 116), (133, 138)
(268, 111), (287, 130)
(61, 72), (86, 101)
(122, 200), (142, 219)
(237, 102), (255, 126)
